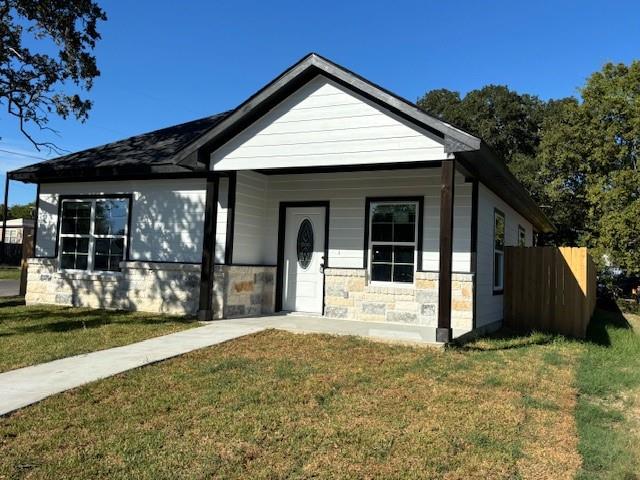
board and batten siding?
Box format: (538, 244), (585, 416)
(475, 182), (533, 328)
(210, 75), (449, 171)
(231, 168), (472, 273)
(36, 179), (229, 264)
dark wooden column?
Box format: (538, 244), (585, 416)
(436, 159), (455, 343)
(198, 174), (220, 321)
(224, 171), (237, 265)
(1, 176), (9, 263)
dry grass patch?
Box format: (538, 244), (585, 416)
(1, 329), (581, 479)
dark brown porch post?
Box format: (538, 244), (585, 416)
(1, 175), (9, 263)
(436, 159), (455, 343)
(198, 174), (220, 321)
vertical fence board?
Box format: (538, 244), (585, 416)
(504, 247), (595, 338)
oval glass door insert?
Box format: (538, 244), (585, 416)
(296, 219), (314, 269)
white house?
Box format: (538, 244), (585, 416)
(7, 54), (553, 342)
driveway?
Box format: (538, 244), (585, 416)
(0, 279), (19, 297)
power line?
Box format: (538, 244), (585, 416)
(0, 148), (48, 161)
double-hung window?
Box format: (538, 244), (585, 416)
(59, 198), (129, 272)
(369, 201), (418, 284)
(493, 209), (505, 292)
(518, 225), (526, 247)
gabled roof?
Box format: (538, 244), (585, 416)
(7, 53), (553, 232)
(8, 112), (232, 182)
(175, 53), (481, 168)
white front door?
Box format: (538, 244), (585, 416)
(282, 207), (325, 314)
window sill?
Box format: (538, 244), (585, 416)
(492, 289), (504, 296)
(369, 281), (415, 288)
(56, 270), (123, 281)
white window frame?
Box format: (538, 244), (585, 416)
(7, 229), (19, 244)
(368, 200), (419, 286)
(493, 209), (505, 292)
(518, 225), (526, 247)
(58, 197), (129, 274)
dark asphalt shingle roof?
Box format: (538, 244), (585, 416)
(9, 111), (232, 181)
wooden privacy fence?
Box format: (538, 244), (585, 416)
(504, 247), (597, 338)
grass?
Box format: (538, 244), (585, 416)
(0, 296), (197, 373)
(0, 266), (20, 280)
(575, 306), (640, 480)
(0, 302), (637, 478)
(0, 326), (582, 479)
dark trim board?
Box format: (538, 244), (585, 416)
(224, 171), (237, 264)
(19, 170), (236, 185)
(470, 179), (479, 329)
(275, 201), (330, 314)
(198, 175), (220, 320)
(362, 196), (424, 271)
(32, 183), (40, 258)
(436, 159), (455, 343)
(254, 161), (442, 176)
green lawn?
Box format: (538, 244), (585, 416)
(0, 266), (20, 280)
(0, 303), (637, 479)
(575, 307), (640, 479)
(0, 297), (197, 373)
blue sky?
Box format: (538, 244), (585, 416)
(2, 0), (639, 206)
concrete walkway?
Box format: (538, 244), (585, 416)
(0, 279), (19, 297)
(0, 314), (439, 416)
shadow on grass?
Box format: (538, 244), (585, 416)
(453, 329), (560, 352)
(0, 296), (195, 336)
(456, 299), (634, 352)
(585, 299), (633, 348)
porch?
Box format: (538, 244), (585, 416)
(199, 161), (473, 343)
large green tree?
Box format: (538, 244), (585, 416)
(418, 63), (640, 274)
(0, 0), (106, 151)
(541, 62), (640, 273)
(417, 84), (563, 230)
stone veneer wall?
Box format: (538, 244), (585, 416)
(25, 258), (276, 318)
(323, 268), (474, 334)
(26, 258), (201, 315)
(213, 265), (276, 319)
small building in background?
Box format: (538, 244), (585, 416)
(0, 218), (35, 245)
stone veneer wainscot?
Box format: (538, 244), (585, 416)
(25, 258), (276, 318)
(323, 268), (473, 332)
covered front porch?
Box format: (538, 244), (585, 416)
(198, 160), (475, 343)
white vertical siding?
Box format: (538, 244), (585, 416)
(231, 168), (472, 272)
(210, 76), (448, 171)
(36, 179), (210, 263)
(232, 171), (268, 264)
(475, 182), (534, 327)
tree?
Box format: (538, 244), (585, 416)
(0, 0), (107, 152)
(578, 62), (640, 273)
(417, 85), (547, 164)
(0, 202), (35, 220)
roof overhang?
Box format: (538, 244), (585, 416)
(456, 144), (555, 233)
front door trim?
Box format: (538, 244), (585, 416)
(276, 201), (330, 314)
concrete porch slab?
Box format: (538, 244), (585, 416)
(221, 313), (443, 347)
